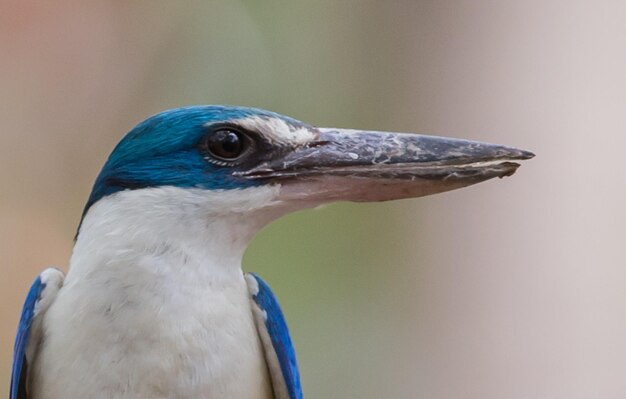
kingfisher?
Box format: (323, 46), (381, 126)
(10, 105), (532, 399)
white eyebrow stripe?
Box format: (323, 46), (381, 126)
(233, 115), (317, 146)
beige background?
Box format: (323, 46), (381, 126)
(1, 1), (625, 398)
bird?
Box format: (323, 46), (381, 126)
(10, 105), (533, 399)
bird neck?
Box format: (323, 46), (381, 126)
(71, 186), (284, 276)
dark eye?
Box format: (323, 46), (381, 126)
(204, 129), (250, 162)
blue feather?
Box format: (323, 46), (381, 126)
(11, 275), (45, 399)
(249, 273), (303, 399)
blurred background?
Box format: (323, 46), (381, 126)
(1, 1), (625, 398)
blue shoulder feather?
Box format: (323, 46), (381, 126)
(10, 276), (45, 399)
(249, 273), (303, 399)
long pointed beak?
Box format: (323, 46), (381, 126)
(236, 128), (534, 202)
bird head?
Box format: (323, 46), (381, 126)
(78, 106), (532, 253)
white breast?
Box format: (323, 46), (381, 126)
(30, 186), (284, 399)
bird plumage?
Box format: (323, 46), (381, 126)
(11, 269), (64, 399)
(247, 273), (302, 399)
(23, 186), (294, 399)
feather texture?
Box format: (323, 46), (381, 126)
(247, 273), (303, 399)
(11, 269), (64, 399)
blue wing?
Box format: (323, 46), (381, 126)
(11, 275), (45, 399)
(246, 273), (303, 399)
(11, 269), (64, 399)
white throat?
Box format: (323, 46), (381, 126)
(73, 185), (285, 274)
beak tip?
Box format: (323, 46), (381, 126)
(517, 149), (535, 160)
